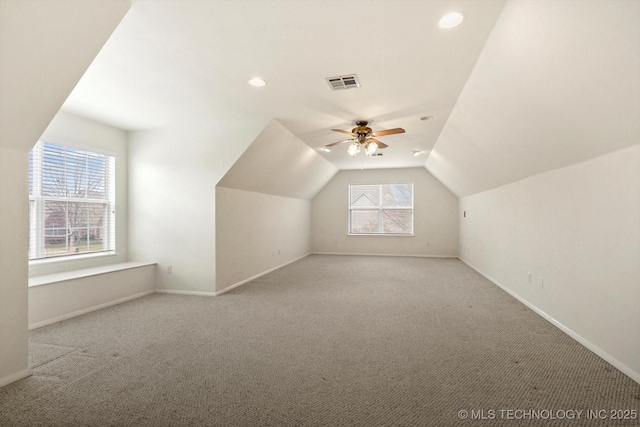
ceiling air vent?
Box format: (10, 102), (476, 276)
(326, 74), (360, 91)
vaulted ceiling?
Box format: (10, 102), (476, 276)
(427, 0), (640, 196)
(217, 120), (337, 200)
(60, 0), (640, 197)
(61, 0), (505, 171)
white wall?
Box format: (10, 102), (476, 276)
(0, 146), (30, 387)
(214, 120), (334, 293)
(215, 187), (311, 293)
(0, 0), (129, 388)
(312, 167), (458, 257)
(128, 127), (218, 294)
(29, 264), (155, 329)
(459, 145), (640, 382)
(30, 111), (129, 276)
(129, 118), (333, 294)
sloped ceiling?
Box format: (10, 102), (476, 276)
(0, 0), (130, 151)
(426, 0), (640, 197)
(217, 120), (337, 200)
(13, 0), (637, 197)
(60, 0), (506, 171)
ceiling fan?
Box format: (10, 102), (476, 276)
(326, 120), (405, 156)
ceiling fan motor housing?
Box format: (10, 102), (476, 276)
(353, 121), (373, 142)
(326, 120), (402, 150)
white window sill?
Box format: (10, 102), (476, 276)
(28, 261), (156, 288)
(29, 251), (118, 268)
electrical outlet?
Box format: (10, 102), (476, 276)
(167, 265), (172, 275)
(539, 277), (544, 288)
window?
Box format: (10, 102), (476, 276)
(349, 183), (413, 235)
(29, 141), (116, 260)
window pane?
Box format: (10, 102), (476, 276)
(42, 143), (66, 196)
(87, 151), (106, 198)
(30, 141), (115, 260)
(29, 150), (34, 195)
(350, 184), (379, 207)
(43, 200), (107, 257)
(29, 199), (37, 259)
(382, 209), (413, 233)
(44, 200), (69, 257)
(348, 183), (413, 236)
(381, 184), (412, 207)
(350, 210), (379, 234)
(65, 148), (89, 198)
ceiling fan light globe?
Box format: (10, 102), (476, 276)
(347, 143), (360, 156)
(365, 142), (378, 156)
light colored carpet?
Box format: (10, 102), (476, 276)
(1, 255), (638, 426)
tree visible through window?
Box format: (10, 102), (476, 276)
(29, 141), (115, 260)
(349, 184), (413, 235)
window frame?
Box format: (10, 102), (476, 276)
(348, 183), (414, 236)
(28, 140), (117, 263)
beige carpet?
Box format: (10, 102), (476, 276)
(1, 255), (638, 426)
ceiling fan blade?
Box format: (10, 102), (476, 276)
(326, 138), (352, 147)
(371, 128), (405, 137)
(331, 129), (356, 136)
(368, 138), (388, 149)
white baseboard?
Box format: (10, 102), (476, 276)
(215, 253), (310, 296)
(459, 257), (640, 385)
(29, 290), (155, 330)
(311, 252), (458, 258)
(0, 369), (32, 388)
(155, 289), (216, 297)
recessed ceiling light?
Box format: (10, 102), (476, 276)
(419, 116), (433, 121)
(248, 77), (266, 87)
(438, 12), (465, 29)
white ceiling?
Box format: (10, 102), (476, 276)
(218, 120), (337, 200)
(61, 0), (506, 170)
(426, 0), (640, 196)
(0, 0), (129, 151)
(60, 0), (640, 197)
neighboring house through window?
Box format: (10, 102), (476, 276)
(349, 183), (414, 235)
(29, 141), (116, 260)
